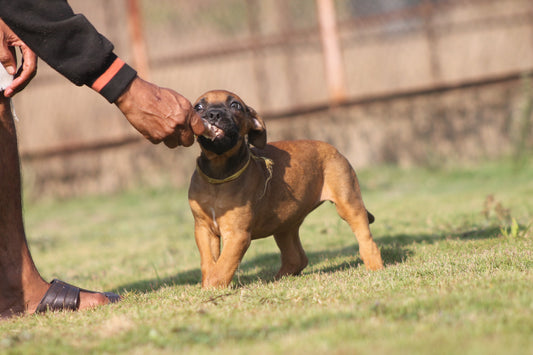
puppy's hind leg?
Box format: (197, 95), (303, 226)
(273, 226), (309, 279)
(324, 160), (383, 270)
(335, 201), (383, 270)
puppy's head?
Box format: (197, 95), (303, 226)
(194, 90), (266, 155)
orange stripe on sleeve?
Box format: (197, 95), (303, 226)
(91, 58), (125, 92)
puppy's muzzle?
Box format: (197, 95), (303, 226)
(201, 109), (226, 139)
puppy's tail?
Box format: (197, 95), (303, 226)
(367, 210), (375, 224)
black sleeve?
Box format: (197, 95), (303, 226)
(0, 0), (137, 102)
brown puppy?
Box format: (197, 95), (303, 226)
(188, 90), (383, 288)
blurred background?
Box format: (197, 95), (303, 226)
(12, 0), (533, 199)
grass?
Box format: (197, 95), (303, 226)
(1, 157), (532, 354)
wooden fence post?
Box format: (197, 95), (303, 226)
(276, 0), (298, 105)
(246, 0), (270, 109)
(126, 0), (150, 80)
(316, 0), (347, 105)
(423, 0), (441, 82)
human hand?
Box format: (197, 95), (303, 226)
(115, 77), (207, 148)
(0, 18), (37, 97)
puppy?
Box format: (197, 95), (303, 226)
(188, 90), (383, 288)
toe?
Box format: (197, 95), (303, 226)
(78, 291), (111, 310)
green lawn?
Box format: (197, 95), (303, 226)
(1, 157), (532, 354)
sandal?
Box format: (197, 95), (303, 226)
(35, 279), (121, 313)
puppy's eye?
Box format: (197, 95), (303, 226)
(194, 103), (204, 112)
(230, 102), (242, 111)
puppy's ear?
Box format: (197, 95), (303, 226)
(247, 106), (267, 148)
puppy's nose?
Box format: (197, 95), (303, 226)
(207, 109), (224, 121)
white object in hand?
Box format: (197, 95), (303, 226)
(0, 63), (14, 91)
(0, 64), (19, 121)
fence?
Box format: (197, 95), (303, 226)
(12, 0), (533, 197)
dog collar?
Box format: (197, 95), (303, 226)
(196, 155), (252, 184)
(196, 151), (274, 188)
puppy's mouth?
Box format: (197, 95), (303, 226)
(202, 120), (225, 141)
(197, 114), (240, 155)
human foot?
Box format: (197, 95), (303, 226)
(0, 279), (121, 318)
(32, 279), (121, 314)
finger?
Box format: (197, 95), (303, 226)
(7, 65), (37, 97)
(10, 45), (37, 94)
(190, 112), (206, 136)
(147, 135), (162, 145)
(0, 44), (16, 76)
(179, 127), (195, 147)
(163, 133), (180, 148)
(2, 44), (37, 97)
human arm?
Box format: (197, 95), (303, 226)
(0, 0), (132, 102)
(0, 0), (207, 146)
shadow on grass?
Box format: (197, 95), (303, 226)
(116, 225), (502, 293)
(378, 225), (502, 246)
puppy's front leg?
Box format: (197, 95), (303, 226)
(203, 232), (251, 288)
(194, 222), (219, 287)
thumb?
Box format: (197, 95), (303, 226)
(190, 111), (207, 136)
